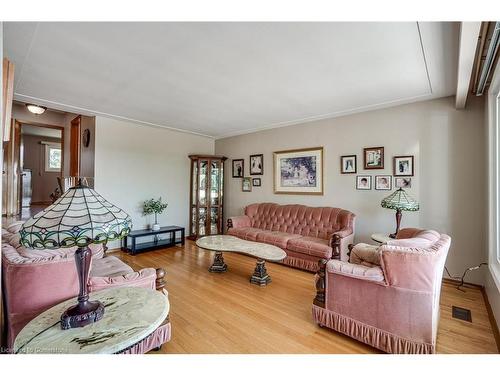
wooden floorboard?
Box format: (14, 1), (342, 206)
(113, 240), (499, 354)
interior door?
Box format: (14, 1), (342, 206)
(70, 116), (81, 177)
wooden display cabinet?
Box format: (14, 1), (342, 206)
(188, 155), (227, 239)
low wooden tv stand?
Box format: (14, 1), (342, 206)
(122, 226), (185, 255)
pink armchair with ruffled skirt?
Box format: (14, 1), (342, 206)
(2, 223), (171, 353)
(312, 228), (451, 354)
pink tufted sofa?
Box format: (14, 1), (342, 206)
(1, 222), (171, 353)
(312, 228), (451, 354)
(227, 203), (355, 272)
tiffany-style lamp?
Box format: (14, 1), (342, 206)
(19, 180), (132, 330)
(381, 188), (419, 238)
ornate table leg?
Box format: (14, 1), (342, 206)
(209, 251), (228, 273)
(250, 258), (271, 286)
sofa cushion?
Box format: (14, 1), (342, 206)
(227, 227), (267, 241)
(349, 243), (381, 266)
(287, 236), (332, 258)
(7, 221), (25, 234)
(16, 243), (103, 259)
(327, 260), (385, 283)
(91, 256), (134, 278)
(255, 231), (302, 249)
(2, 229), (14, 242)
(386, 230), (440, 249)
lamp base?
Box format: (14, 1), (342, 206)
(60, 300), (105, 330)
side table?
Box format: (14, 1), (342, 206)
(14, 287), (169, 354)
(371, 233), (392, 244)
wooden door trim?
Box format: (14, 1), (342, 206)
(70, 116), (81, 177)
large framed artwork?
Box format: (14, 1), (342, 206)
(273, 147), (323, 195)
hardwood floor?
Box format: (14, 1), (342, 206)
(114, 240), (499, 354)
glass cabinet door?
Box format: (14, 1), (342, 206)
(198, 160), (208, 206)
(210, 160), (220, 206)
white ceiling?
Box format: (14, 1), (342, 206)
(4, 22), (459, 138)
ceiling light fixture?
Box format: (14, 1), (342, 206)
(25, 103), (47, 115)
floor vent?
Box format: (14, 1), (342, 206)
(452, 306), (472, 322)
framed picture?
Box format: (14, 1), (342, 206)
(232, 159), (244, 178)
(393, 155), (414, 176)
(273, 147), (323, 195)
(242, 177), (252, 192)
(252, 178), (261, 187)
(356, 175), (372, 190)
(363, 147), (384, 169)
(340, 155), (357, 174)
(395, 177), (412, 188)
(375, 175), (392, 190)
(249, 154), (264, 175)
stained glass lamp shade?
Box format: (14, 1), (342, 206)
(381, 188), (419, 238)
(20, 181), (132, 329)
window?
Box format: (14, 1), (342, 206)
(45, 143), (61, 172)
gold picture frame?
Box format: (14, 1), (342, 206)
(273, 147), (324, 195)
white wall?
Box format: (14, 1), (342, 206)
(94, 116), (214, 248)
(215, 96), (487, 284)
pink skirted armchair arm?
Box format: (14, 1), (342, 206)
(89, 268), (157, 293)
(227, 215), (251, 229)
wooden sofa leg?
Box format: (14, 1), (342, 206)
(155, 268), (166, 291)
(313, 259), (327, 308)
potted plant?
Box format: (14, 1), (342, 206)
(143, 197), (168, 231)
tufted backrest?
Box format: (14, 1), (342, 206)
(244, 203), (354, 240)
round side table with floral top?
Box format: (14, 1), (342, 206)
(371, 233), (392, 244)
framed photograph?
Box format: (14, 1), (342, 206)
(356, 175), (372, 190)
(252, 178), (261, 187)
(232, 159), (244, 178)
(340, 155), (357, 174)
(249, 154), (264, 175)
(393, 155), (414, 176)
(242, 177), (252, 192)
(395, 177), (412, 188)
(273, 147), (323, 195)
(375, 175), (392, 190)
(363, 147), (384, 169)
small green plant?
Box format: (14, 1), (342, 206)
(143, 197), (168, 226)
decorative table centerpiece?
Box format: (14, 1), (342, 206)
(143, 197), (168, 231)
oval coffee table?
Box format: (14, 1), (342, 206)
(14, 287), (169, 354)
(196, 235), (286, 286)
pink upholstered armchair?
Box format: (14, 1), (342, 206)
(2, 223), (171, 353)
(312, 228), (451, 354)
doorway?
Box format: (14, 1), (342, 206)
(20, 123), (64, 218)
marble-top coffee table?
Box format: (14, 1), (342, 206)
(196, 235), (286, 286)
(14, 287), (169, 354)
